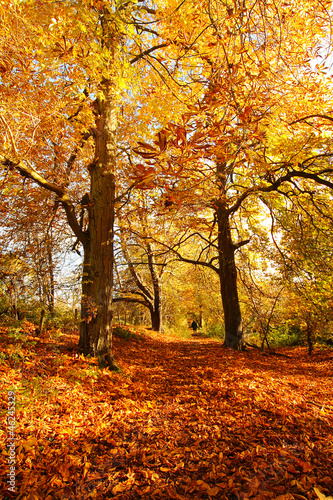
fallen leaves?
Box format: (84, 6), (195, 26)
(0, 328), (332, 499)
(314, 487), (333, 500)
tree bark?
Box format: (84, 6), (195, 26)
(147, 242), (163, 332)
(216, 161), (244, 350)
(150, 304), (162, 332)
(306, 322), (314, 355)
(78, 78), (118, 369)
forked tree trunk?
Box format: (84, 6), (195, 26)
(78, 78), (118, 369)
(216, 161), (244, 350)
(117, 237), (164, 333)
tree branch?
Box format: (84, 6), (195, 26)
(1, 156), (88, 246)
(113, 296), (152, 310)
(129, 42), (170, 64)
(228, 165), (333, 216)
(290, 114), (333, 125)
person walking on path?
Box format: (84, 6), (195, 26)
(191, 320), (198, 333)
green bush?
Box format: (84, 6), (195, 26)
(316, 335), (333, 347)
(48, 308), (77, 330)
(113, 326), (138, 340)
(205, 323), (225, 340)
(270, 324), (303, 347)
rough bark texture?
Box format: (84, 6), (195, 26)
(216, 161), (244, 350)
(150, 305), (162, 332)
(78, 78), (118, 369)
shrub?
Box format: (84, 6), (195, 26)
(113, 326), (138, 340)
(270, 323), (303, 347)
(206, 323), (225, 340)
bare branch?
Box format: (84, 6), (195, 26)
(130, 42), (170, 64)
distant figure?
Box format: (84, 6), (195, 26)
(191, 320), (198, 333)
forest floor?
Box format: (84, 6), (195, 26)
(0, 322), (333, 500)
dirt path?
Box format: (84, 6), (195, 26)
(1, 330), (332, 500)
(103, 334), (333, 499)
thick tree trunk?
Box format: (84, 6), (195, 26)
(216, 161), (244, 350)
(78, 78), (118, 369)
(150, 304), (162, 332)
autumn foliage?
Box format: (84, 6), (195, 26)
(0, 326), (332, 499)
(1, 0), (333, 496)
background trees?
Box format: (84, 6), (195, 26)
(128, 0), (333, 349)
(0, 0), (189, 365)
(1, 0), (333, 356)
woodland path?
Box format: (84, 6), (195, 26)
(105, 332), (333, 500)
(0, 328), (333, 500)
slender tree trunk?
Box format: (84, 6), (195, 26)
(12, 279), (18, 321)
(118, 237), (164, 333)
(306, 322), (314, 355)
(39, 308), (46, 336)
(216, 161), (244, 350)
(78, 78), (118, 369)
(147, 243), (163, 332)
(46, 237), (55, 316)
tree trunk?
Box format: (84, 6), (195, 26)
(39, 308), (46, 336)
(117, 237), (164, 333)
(306, 322), (314, 355)
(199, 304), (203, 329)
(46, 237), (55, 316)
(78, 78), (118, 370)
(216, 162), (244, 350)
(147, 243), (163, 332)
(150, 304), (162, 332)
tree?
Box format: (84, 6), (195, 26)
(261, 188), (333, 353)
(114, 226), (165, 332)
(130, 0), (333, 349)
(2, 0), (333, 359)
(0, 0), (119, 365)
(0, 0), (190, 366)
(0, 178), (73, 315)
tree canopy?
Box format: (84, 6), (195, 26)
(1, 0), (333, 358)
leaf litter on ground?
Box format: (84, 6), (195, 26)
(0, 324), (332, 500)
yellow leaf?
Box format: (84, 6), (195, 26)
(83, 462), (91, 479)
(112, 483), (127, 495)
(59, 463), (70, 481)
(207, 486), (220, 496)
(314, 488), (333, 500)
(26, 492), (40, 500)
(22, 437), (37, 452)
